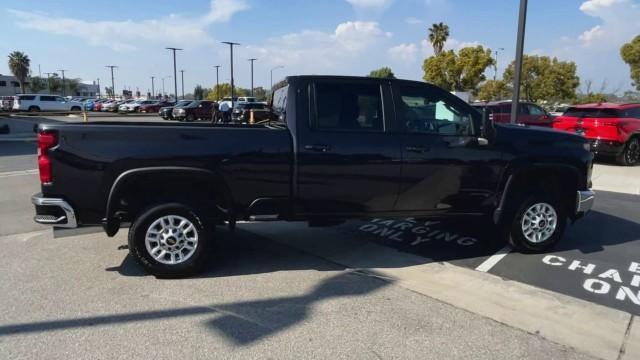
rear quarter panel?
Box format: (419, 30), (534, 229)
(39, 123), (292, 225)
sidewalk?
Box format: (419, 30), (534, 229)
(592, 163), (640, 195)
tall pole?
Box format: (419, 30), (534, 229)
(494, 47), (504, 81)
(510, 0), (528, 124)
(214, 65), (221, 99)
(166, 47), (182, 100)
(105, 65), (117, 99)
(222, 42), (240, 109)
(270, 66), (284, 92)
(97, 78), (100, 97)
(44, 72), (52, 94)
(151, 76), (155, 99)
(57, 69), (67, 96)
(248, 58), (257, 97)
(180, 70), (185, 99)
(38, 64), (41, 78)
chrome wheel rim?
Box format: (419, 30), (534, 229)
(521, 203), (558, 243)
(145, 215), (198, 265)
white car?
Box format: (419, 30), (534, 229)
(237, 96), (257, 103)
(119, 99), (156, 113)
(13, 94), (83, 112)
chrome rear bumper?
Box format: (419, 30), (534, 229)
(576, 190), (595, 214)
(32, 194), (77, 228)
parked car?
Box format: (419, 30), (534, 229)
(12, 94), (83, 112)
(231, 102), (271, 123)
(237, 96), (258, 103)
(472, 101), (553, 127)
(172, 100), (214, 121)
(31, 75), (595, 278)
(99, 100), (117, 112)
(549, 104), (570, 117)
(1, 96), (14, 111)
(552, 103), (640, 166)
(84, 99), (103, 111)
(140, 101), (172, 114)
(159, 100), (192, 120)
(119, 100), (157, 113)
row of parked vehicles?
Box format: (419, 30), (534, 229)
(472, 100), (640, 166)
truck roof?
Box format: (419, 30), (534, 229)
(285, 75), (434, 87)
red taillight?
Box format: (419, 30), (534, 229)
(37, 131), (57, 183)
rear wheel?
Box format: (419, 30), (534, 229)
(70, 106), (81, 112)
(128, 203), (213, 278)
(506, 193), (567, 253)
(616, 137), (640, 166)
(186, 113), (195, 122)
(28, 106), (40, 112)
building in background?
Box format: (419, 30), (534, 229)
(0, 75), (100, 97)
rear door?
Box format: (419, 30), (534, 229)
(524, 103), (551, 127)
(39, 95), (57, 111)
(295, 78), (403, 215)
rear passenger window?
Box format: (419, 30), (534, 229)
(314, 82), (383, 132)
(40, 96), (56, 101)
(18, 95), (36, 101)
(527, 104), (546, 115)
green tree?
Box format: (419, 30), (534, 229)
(422, 46), (495, 92)
(368, 67), (396, 79)
(28, 76), (47, 93)
(194, 85), (205, 100)
(477, 80), (511, 101)
(503, 55), (579, 102)
(8, 51), (30, 94)
(621, 35), (640, 91)
(66, 78), (80, 95)
(207, 83), (248, 100)
(576, 92), (608, 104)
(253, 86), (268, 100)
(428, 22), (450, 55)
(48, 74), (62, 94)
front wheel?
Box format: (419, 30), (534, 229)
(507, 194), (567, 253)
(128, 203), (213, 278)
(186, 114), (195, 122)
(70, 106), (81, 112)
(616, 137), (640, 166)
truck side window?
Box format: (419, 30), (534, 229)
(398, 86), (472, 136)
(314, 82), (383, 132)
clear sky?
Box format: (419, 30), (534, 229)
(1, 0), (637, 96)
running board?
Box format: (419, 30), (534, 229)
(248, 215), (280, 221)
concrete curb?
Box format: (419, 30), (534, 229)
(241, 222), (635, 360)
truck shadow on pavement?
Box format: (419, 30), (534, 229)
(0, 270), (389, 344)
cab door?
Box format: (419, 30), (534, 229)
(393, 82), (504, 215)
(294, 79), (403, 216)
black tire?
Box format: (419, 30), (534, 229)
(616, 137), (640, 166)
(70, 106), (81, 112)
(187, 113), (195, 122)
(128, 203), (213, 278)
(506, 193), (567, 253)
(28, 106), (40, 112)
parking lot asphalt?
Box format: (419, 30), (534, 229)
(1, 116), (639, 359)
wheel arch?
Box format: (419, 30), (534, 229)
(494, 163), (581, 225)
(103, 167), (234, 237)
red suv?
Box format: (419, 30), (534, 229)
(552, 103), (640, 166)
(472, 101), (553, 127)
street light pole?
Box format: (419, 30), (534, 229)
(213, 65), (221, 99)
(44, 72), (52, 94)
(494, 47), (504, 81)
(510, 0), (528, 124)
(180, 70), (185, 99)
(151, 76), (155, 99)
(97, 78), (100, 97)
(248, 58), (257, 97)
(270, 66), (284, 92)
(222, 42), (240, 109)
(57, 69), (67, 96)
(165, 47), (183, 100)
(105, 65), (117, 99)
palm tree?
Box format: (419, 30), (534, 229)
(428, 22), (450, 56)
(8, 51), (31, 94)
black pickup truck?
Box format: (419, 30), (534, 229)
(32, 75), (595, 277)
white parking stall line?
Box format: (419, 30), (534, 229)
(0, 169), (38, 178)
(475, 245), (512, 273)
